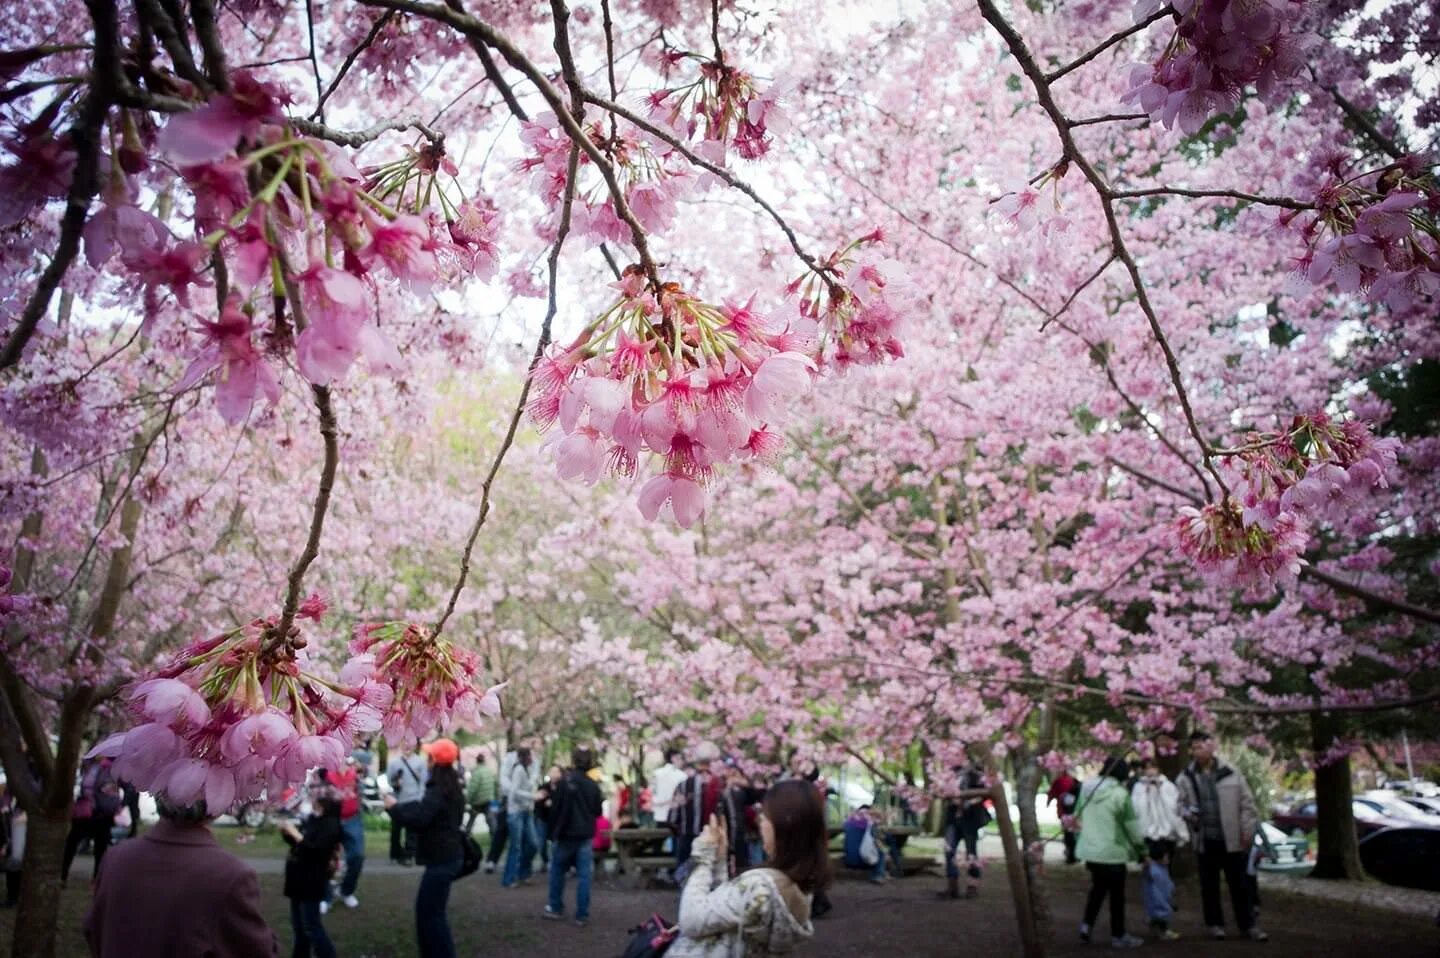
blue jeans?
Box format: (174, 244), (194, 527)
(502, 810), (537, 886)
(289, 898), (336, 958)
(536, 818), (550, 866)
(548, 838), (594, 920)
(416, 857), (462, 958)
(1142, 859), (1176, 925)
(328, 816), (365, 899)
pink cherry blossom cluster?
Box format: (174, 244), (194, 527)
(1279, 158), (1439, 310)
(0, 554), (34, 622)
(73, 69), (499, 421)
(529, 267), (814, 528)
(1175, 499), (1309, 592)
(1229, 411), (1400, 529)
(990, 159), (1071, 235)
(86, 610), (393, 812)
(1124, 0), (1311, 134)
(519, 112), (691, 246)
(647, 53), (787, 159)
(791, 230), (913, 368)
(349, 621), (504, 747)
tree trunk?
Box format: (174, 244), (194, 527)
(1310, 711), (1365, 880)
(989, 771), (1045, 958)
(12, 811), (69, 958)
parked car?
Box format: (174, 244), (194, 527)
(1359, 827), (1440, 891)
(1272, 798), (1417, 837)
(1394, 795), (1440, 819)
(1356, 792), (1440, 826)
(1255, 821), (1310, 872)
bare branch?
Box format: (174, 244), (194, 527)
(290, 114), (444, 148)
(1112, 186), (1311, 210)
(312, 10), (396, 119)
(1038, 254), (1114, 331)
(1069, 112), (1148, 127)
(1045, 4), (1174, 84)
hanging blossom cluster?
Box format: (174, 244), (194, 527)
(0, 555), (35, 623)
(85, 601), (394, 812)
(1176, 412), (1400, 590)
(74, 71), (500, 422)
(1124, 0), (1311, 134)
(529, 268), (815, 528)
(989, 159), (1071, 236)
(647, 51), (789, 160)
(529, 231), (909, 527)
(1279, 156), (1440, 310)
(350, 621), (504, 747)
(520, 113), (692, 246)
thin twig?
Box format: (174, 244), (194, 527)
(1111, 186), (1311, 210)
(312, 11), (395, 119)
(1045, 4), (1174, 84)
(1069, 112), (1149, 127)
(290, 114), (444, 147)
(1038, 254), (1114, 331)
(303, 0), (324, 119)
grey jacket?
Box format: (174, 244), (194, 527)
(1176, 760), (1259, 855)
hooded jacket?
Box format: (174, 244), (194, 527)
(668, 836), (814, 958)
(1074, 777), (1146, 865)
(1131, 774), (1190, 844)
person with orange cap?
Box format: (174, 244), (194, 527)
(384, 739), (466, 958)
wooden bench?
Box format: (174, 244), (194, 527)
(611, 827), (674, 889)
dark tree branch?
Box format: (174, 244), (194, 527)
(311, 10), (395, 119)
(1046, 5), (1174, 84)
(0, 2), (117, 372)
(1112, 186), (1311, 210)
(290, 114), (444, 147)
(189, 0), (231, 91)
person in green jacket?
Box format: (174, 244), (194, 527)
(464, 754), (497, 840)
(1075, 757), (1148, 949)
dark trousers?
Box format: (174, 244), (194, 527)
(1084, 862), (1128, 938)
(416, 858), (462, 958)
(3, 870), (19, 905)
(675, 832), (696, 868)
(1063, 829), (1078, 864)
(390, 817), (417, 862)
(289, 898), (337, 958)
(61, 816), (111, 882)
(1198, 840), (1254, 931)
(485, 807), (509, 864)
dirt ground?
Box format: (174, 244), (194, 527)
(9, 850), (1439, 957)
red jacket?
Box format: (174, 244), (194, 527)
(84, 819), (277, 957)
(331, 767), (361, 819)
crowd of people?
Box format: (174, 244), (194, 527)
(16, 728), (1281, 957)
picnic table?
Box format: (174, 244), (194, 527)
(610, 826), (673, 889)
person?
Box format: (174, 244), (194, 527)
(842, 805), (888, 883)
(719, 761), (766, 877)
(501, 746), (539, 887)
(282, 786), (343, 958)
(672, 742), (725, 875)
(120, 780), (141, 840)
(62, 756), (122, 886)
(485, 748), (517, 873)
(324, 758), (365, 910)
(0, 777), (20, 907)
(653, 748), (688, 839)
(385, 738), (466, 958)
(463, 753), (496, 836)
(83, 796), (277, 956)
(1131, 758), (1189, 940)
(534, 764), (562, 869)
(1176, 731), (1268, 942)
(387, 744), (428, 865)
(667, 779), (827, 957)
(1075, 756), (1147, 949)
(637, 774), (655, 827)
(1047, 766), (1082, 865)
(939, 762), (989, 900)
(544, 747), (604, 926)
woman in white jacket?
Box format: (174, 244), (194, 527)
(1131, 759), (1190, 940)
(668, 779), (830, 957)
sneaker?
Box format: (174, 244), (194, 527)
(342, 895), (359, 909)
(1080, 922), (1092, 943)
(1209, 927), (1226, 940)
(319, 901), (330, 915)
(1111, 934), (1144, 949)
(483, 862), (495, 874)
(1156, 929), (1180, 941)
(1246, 928), (1269, 942)
(575, 918), (588, 928)
(542, 907), (563, 921)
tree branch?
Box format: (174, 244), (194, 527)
(1111, 186), (1311, 210)
(290, 114), (444, 148)
(1045, 5), (1174, 84)
(0, 0), (116, 372)
(311, 10), (395, 119)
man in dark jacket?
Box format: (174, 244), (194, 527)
(83, 796), (277, 957)
(542, 747), (604, 927)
